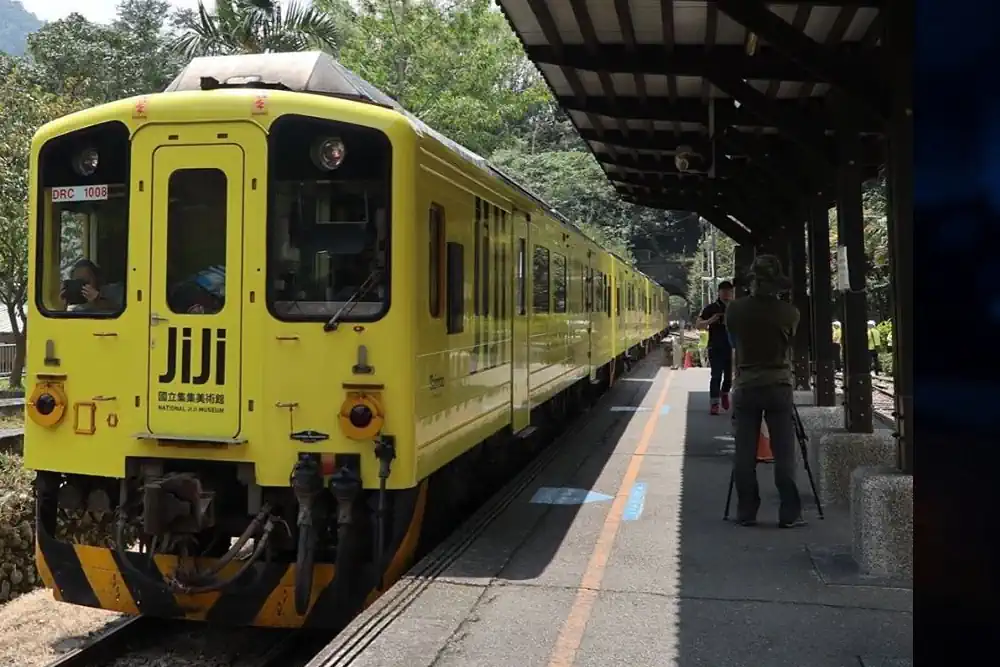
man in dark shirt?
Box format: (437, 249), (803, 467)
(724, 255), (804, 528)
(696, 280), (735, 415)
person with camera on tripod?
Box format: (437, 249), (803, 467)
(724, 255), (805, 528)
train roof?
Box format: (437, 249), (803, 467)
(164, 51), (664, 287)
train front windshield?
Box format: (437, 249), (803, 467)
(34, 121), (130, 319)
(266, 115), (391, 322)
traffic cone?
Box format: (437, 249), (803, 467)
(756, 421), (775, 463)
(683, 351), (694, 369)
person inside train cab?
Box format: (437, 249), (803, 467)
(59, 258), (118, 313)
(724, 255), (804, 529)
(696, 280), (734, 415)
(168, 265), (226, 315)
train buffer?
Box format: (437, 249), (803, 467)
(309, 355), (913, 667)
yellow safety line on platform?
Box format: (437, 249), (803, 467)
(547, 369), (674, 667)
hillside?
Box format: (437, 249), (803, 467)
(0, 0), (42, 56)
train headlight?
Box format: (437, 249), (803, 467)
(72, 148), (99, 176)
(28, 382), (68, 428)
(311, 137), (346, 171)
(339, 392), (384, 440)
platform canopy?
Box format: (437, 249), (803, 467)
(495, 0), (887, 243)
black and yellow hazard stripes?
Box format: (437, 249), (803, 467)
(34, 482), (429, 628)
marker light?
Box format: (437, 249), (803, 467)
(73, 148), (99, 176)
(339, 392), (384, 441)
(349, 404), (373, 428)
(35, 394), (57, 416)
(311, 137), (346, 171)
(28, 382), (67, 428)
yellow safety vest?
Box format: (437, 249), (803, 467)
(831, 327), (841, 344)
(867, 328), (881, 350)
(699, 330), (708, 348)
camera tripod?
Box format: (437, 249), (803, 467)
(723, 403), (825, 521)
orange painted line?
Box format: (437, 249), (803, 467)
(547, 370), (674, 667)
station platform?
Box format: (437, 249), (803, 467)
(311, 351), (913, 667)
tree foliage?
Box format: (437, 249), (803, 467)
(23, 1), (182, 103)
(0, 65), (89, 386)
(171, 0), (342, 59)
(333, 0), (549, 157)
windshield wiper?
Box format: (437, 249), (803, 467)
(324, 269), (383, 332)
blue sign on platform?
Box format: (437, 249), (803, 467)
(623, 483), (648, 521)
(530, 487), (614, 505)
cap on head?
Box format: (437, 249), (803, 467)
(718, 280), (734, 291)
(749, 254), (791, 291)
(832, 320), (841, 327)
(867, 320), (876, 327)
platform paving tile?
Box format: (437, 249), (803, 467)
(335, 361), (912, 667)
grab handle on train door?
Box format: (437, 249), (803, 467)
(150, 313), (169, 325)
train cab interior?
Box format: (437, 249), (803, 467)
(35, 122), (131, 318)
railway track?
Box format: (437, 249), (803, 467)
(44, 615), (337, 667)
(833, 371), (896, 424)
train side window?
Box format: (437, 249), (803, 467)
(428, 204), (444, 318)
(491, 205), (500, 319)
(553, 253), (567, 313)
(446, 242), (464, 334)
(474, 198), (482, 316)
(593, 272), (601, 313)
(482, 202), (491, 317)
(500, 244), (507, 320)
(500, 210), (508, 318)
(532, 246), (550, 313)
(516, 238), (526, 315)
(166, 168), (227, 315)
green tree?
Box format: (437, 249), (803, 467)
(828, 177), (890, 321)
(24, 0), (182, 103)
(0, 66), (88, 387)
(686, 225), (736, 311)
(170, 0), (342, 59)
(334, 0), (548, 156)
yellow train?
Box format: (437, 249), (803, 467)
(24, 52), (669, 629)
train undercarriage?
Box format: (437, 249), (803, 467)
(33, 441), (423, 629)
(32, 344), (654, 629)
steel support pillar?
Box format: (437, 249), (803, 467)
(833, 93), (874, 433)
(884, 0), (913, 473)
(807, 198), (836, 406)
(789, 222), (811, 390)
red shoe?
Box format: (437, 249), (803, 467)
(710, 404), (721, 415)
(721, 393), (730, 411)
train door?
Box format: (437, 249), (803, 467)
(511, 211), (530, 433)
(144, 139), (245, 441)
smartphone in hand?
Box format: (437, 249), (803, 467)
(62, 279), (88, 305)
